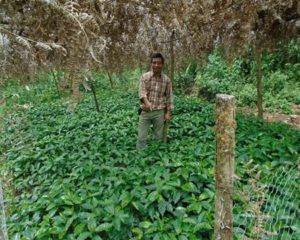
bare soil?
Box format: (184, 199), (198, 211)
(239, 104), (300, 130)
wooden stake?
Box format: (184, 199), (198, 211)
(163, 29), (175, 144)
(50, 69), (61, 98)
(163, 122), (168, 143)
(106, 67), (114, 88)
(214, 94), (236, 240)
(255, 48), (263, 118)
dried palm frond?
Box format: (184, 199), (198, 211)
(0, 33), (10, 49)
(50, 43), (67, 56)
(88, 45), (102, 64)
(63, 0), (80, 16)
(35, 42), (52, 51)
(16, 36), (32, 49)
(78, 12), (99, 32)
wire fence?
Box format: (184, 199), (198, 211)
(233, 163), (300, 240)
(0, 179), (9, 240)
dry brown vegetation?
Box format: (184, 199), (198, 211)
(1, 1), (299, 73)
(0, 0), (299, 102)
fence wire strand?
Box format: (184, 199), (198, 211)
(234, 165), (300, 240)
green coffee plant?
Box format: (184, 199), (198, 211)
(1, 83), (299, 239)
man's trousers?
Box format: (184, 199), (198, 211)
(136, 109), (164, 150)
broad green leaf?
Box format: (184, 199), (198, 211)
(95, 223), (112, 232)
(174, 206), (187, 217)
(87, 218), (97, 232)
(187, 202), (202, 213)
(65, 216), (75, 231)
(140, 221), (152, 229)
(173, 193), (181, 204)
(147, 191), (159, 203)
(13, 233), (21, 240)
(120, 191), (132, 208)
(92, 235), (102, 240)
(173, 220), (182, 234)
(183, 217), (197, 225)
(182, 182), (198, 193)
(113, 217), (121, 231)
(194, 222), (212, 232)
(132, 227), (143, 240)
(199, 192), (210, 201)
(158, 201), (167, 216)
(75, 223), (86, 235)
(78, 232), (91, 240)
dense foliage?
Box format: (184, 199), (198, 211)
(1, 82), (299, 239)
(195, 41), (300, 113)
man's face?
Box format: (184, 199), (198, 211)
(151, 57), (163, 75)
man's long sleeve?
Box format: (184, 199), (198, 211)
(139, 75), (147, 100)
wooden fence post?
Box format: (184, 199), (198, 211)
(214, 94), (236, 240)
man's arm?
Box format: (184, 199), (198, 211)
(141, 97), (152, 110)
(139, 74), (152, 110)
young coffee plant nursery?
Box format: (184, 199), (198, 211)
(1, 1), (300, 239)
(1, 82), (299, 239)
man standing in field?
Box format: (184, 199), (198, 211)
(136, 52), (174, 150)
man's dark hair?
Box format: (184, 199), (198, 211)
(151, 52), (164, 64)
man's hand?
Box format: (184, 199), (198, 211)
(164, 112), (172, 122)
(142, 99), (152, 111)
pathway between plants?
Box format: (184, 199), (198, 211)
(240, 104), (300, 130)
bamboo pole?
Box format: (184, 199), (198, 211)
(214, 94), (236, 240)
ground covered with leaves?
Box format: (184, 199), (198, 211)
(1, 88), (300, 239)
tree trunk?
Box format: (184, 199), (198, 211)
(255, 48), (263, 118)
(170, 29), (175, 82)
(214, 94), (236, 240)
(67, 71), (82, 113)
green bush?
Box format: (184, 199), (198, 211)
(264, 71), (287, 94)
(264, 92), (293, 114)
(285, 63), (300, 82)
(235, 84), (257, 106)
(174, 61), (198, 95)
(196, 50), (249, 101)
(194, 43), (300, 113)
